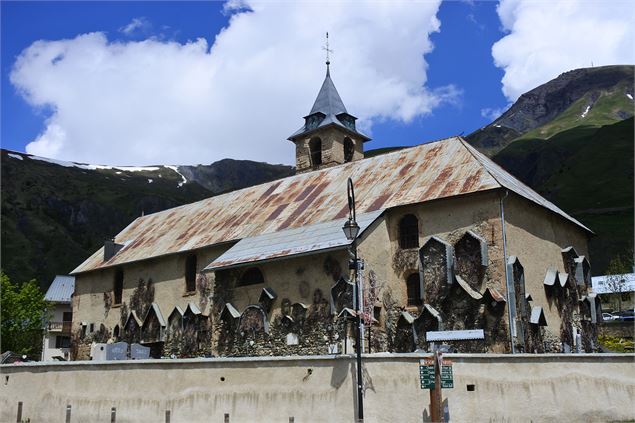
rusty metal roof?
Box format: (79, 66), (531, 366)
(71, 137), (588, 275)
(462, 141), (592, 233)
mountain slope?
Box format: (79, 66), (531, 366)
(467, 65), (634, 156)
(1, 151), (293, 288)
(494, 118), (634, 274)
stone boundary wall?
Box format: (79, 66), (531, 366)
(1, 354), (633, 423)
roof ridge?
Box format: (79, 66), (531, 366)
(457, 137), (592, 233)
(117, 141), (442, 227)
(457, 137), (505, 189)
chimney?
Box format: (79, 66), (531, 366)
(104, 238), (124, 261)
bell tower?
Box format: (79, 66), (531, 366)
(288, 35), (370, 173)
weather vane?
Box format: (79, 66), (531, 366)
(322, 32), (333, 69)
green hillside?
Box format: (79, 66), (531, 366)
(1, 152), (293, 289)
(494, 118), (634, 273)
(466, 65), (633, 156)
(518, 83), (633, 140)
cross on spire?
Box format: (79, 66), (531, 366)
(322, 32), (333, 73)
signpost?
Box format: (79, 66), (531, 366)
(419, 352), (453, 422)
(419, 329), (483, 422)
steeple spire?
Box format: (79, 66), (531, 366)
(287, 33), (370, 174)
(323, 32), (332, 75)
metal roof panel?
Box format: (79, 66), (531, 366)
(206, 210), (382, 270)
(44, 275), (75, 303)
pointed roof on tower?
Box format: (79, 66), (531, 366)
(309, 68), (348, 116)
(288, 63), (370, 142)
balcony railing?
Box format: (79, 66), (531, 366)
(48, 321), (72, 333)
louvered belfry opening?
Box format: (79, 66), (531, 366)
(309, 137), (322, 167)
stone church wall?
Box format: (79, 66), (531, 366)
(504, 194), (593, 352)
(70, 190), (593, 359)
(374, 191), (510, 353)
(210, 250), (351, 357)
(72, 244), (227, 359)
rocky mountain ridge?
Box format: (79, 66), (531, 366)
(467, 65), (634, 155)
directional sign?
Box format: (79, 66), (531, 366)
(419, 358), (454, 389)
(419, 364), (435, 389)
(440, 363), (453, 389)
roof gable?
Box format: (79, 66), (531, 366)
(461, 140), (591, 233)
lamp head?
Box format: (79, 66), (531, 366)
(342, 219), (360, 241)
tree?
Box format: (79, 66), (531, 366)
(604, 254), (633, 312)
(1, 272), (49, 358)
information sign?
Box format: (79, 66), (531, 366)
(419, 358), (435, 389)
(440, 362), (453, 389)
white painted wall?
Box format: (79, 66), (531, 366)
(41, 303), (72, 361)
(2, 353), (633, 422)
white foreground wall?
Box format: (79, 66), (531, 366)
(1, 354), (633, 423)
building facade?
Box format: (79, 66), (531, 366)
(70, 65), (598, 360)
(592, 272), (635, 313)
(42, 275), (74, 361)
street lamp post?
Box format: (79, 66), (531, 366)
(342, 177), (363, 422)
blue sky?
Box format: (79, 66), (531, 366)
(1, 1), (632, 165)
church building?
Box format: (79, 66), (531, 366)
(70, 62), (598, 360)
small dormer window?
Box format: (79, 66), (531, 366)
(305, 113), (324, 131)
(337, 113), (355, 131)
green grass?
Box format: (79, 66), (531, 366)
(494, 118), (634, 274)
(598, 335), (634, 353)
(519, 81), (633, 140)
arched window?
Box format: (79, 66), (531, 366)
(309, 137), (322, 167)
(185, 253), (197, 293)
(406, 273), (422, 306)
(113, 268), (124, 305)
(344, 137), (354, 162)
(113, 325), (120, 340)
(239, 267), (264, 287)
(398, 214), (419, 249)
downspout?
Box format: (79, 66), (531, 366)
(500, 189), (516, 354)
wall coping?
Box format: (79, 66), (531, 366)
(2, 352), (633, 370)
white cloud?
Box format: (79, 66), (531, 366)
(119, 17), (151, 36)
(480, 105), (508, 122)
(492, 0), (635, 101)
(10, 1), (454, 166)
